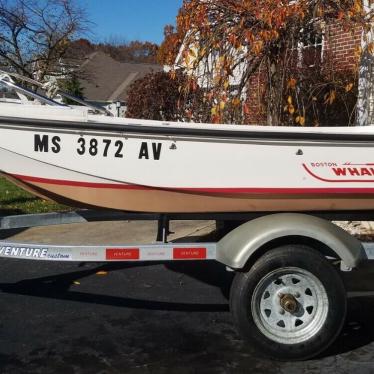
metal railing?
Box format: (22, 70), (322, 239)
(0, 70), (112, 116)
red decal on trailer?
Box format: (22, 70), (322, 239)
(173, 247), (207, 259)
(106, 248), (140, 260)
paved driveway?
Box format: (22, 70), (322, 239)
(1, 221), (374, 373)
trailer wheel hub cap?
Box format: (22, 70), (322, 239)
(251, 267), (329, 345)
(280, 294), (298, 314)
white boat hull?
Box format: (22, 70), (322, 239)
(1, 110), (374, 213)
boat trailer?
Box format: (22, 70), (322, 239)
(1, 210), (374, 361)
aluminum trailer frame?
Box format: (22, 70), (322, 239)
(0, 210), (218, 263)
(0, 210), (373, 266)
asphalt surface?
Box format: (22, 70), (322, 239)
(1, 221), (374, 373)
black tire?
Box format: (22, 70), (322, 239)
(230, 245), (347, 361)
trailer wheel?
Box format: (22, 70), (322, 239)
(230, 245), (346, 361)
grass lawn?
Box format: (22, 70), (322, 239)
(0, 177), (69, 215)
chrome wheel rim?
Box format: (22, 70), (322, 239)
(251, 267), (329, 345)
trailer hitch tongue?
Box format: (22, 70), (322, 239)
(279, 293), (298, 314)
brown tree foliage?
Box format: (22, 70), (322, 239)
(126, 70), (210, 122)
(157, 24), (184, 66)
(97, 40), (159, 64)
(68, 38), (159, 64)
(170, 0), (374, 125)
(0, 0), (89, 79)
(157, 6), (196, 66)
(279, 55), (359, 127)
(66, 38), (95, 59)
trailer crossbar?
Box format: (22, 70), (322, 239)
(3, 210), (374, 231)
(0, 211), (162, 230)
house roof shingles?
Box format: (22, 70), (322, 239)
(80, 51), (162, 103)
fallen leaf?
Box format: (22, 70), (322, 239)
(96, 271), (108, 276)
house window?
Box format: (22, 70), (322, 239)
(298, 24), (324, 67)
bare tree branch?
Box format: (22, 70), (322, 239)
(0, 0), (90, 79)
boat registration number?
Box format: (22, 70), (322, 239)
(34, 134), (163, 160)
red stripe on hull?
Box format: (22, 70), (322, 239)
(12, 174), (150, 190)
(11, 173), (374, 195)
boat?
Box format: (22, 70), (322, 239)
(1, 71), (374, 213)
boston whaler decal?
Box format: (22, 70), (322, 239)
(304, 162), (374, 182)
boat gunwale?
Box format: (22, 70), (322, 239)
(1, 115), (374, 142)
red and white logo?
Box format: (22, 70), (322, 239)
(304, 162), (374, 182)
(173, 247), (207, 260)
(106, 248), (140, 260)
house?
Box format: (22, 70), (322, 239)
(244, 22), (364, 126)
(172, 6), (373, 126)
(79, 51), (162, 116)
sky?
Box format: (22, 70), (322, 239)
(78, 0), (183, 45)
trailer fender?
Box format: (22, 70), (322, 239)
(216, 213), (366, 270)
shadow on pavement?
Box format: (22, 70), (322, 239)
(323, 295), (374, 357)
(164, 261), (234, 300)
(167, 232), (234, 299)
(3, 261), (374, 357)
(0, 261), (230, 313)
(0, 228), (29, 239)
